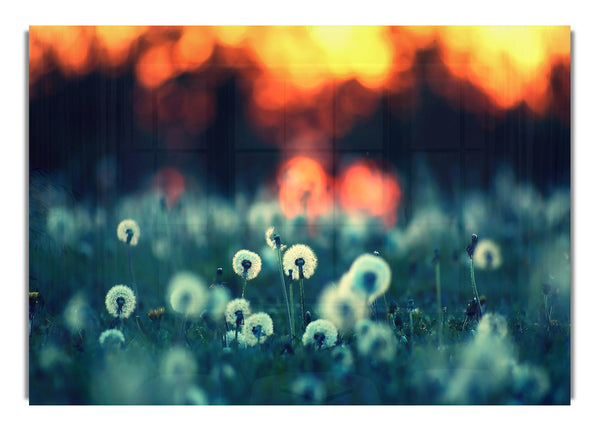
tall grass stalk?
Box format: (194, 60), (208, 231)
(276, 246), (294, 340)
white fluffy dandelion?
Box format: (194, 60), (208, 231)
(105, 284), (136, 319)
(302, 319), (338, 349)
(290, 375), (327, 404)
(99, 328), (125, 347)
(117, 219), (140, 246)
(355, 322), (397, 363)
(473, 238), (502, 270)
(166, 272), (209, 319)
(225, 298), (251, 327)
(341, 253), (391, 303)
(265, 226), (286, 251)
(232, 249), (262, 280)
(241, 312), (274, 346)
(317, 283), (367, 333)
(283, 244), (318, 280)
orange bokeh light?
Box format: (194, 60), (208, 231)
(278, 156), (332, 220)
(153, 167), (186, 209)
(338, 160), (402, 227)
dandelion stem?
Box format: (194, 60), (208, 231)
(435, 258), (442, 347)
(277, 248), (294, 340)
(242, 277), (247, 299)
(127, 245), (137, 296)
(288, 279), (296, 339)
(470, 258), (483, 318)
(299, 277), (306, 330)
(408, 309), (414, 355)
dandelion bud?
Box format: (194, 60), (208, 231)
(216, 267), (223, 276)
(432, 248), (440, 264)
(305, 310), (312, 326)
(373, 251), (380, 256)
(407, 298), (414, 311)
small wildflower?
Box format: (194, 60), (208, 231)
(302, 319), (338, 349)
(117, 219), (140, 246)
(341, 253), (391, 303)
(167, 272), (209, 319)
(147, 307), (165, 322)
(105, 284), (136, 319)
(232, 249), (262, 280)
(241, 312), (274, 346)
(282, 244), (318, 280)
(99, 328), (125, 347)
(225, 298), (251, 327)
(473, 239), (502, 270)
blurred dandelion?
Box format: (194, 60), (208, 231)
(318, 283), (367, 333)
(341, 253), (391, 305)
(302, 319), (338, 349)
(241, 312), (274, 346)
(356, 322), (397, 363)
(473, 238), (503, 271)
(167, 271), (209, 319)
(160, 347), (197, 384)
(226, 330), (247, 349)
(225, 298), (251, 348)
(99, 328), (125, 347)
(105, 284), (136, 319)
(290, 375), (326, 404)
(265, 226), (286, 251)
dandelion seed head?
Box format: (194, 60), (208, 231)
(302, 319), (338, 349)
(46, 206), (78, 245)
(63, 293), (93, 332)
(473, 238), (502, 270)
(341, 253), (391, 303)
(356, 322), (397, 363)
(99, 328), (125, 347)
(265, 226), (287, 251)
(232, 249), (262, 280)
(117, 219), (140, 246)
(105, 284), (136, 319)
(225, 298), (251, 327)
(318, 283), (367, 332)
(241, 312), (274, 346)
(282, 244), (318, 280)
(167, 272), (209, 319)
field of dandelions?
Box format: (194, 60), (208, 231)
(28, 166), (570, 405)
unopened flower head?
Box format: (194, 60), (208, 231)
(283, 244), (318, 280)
(160, 347), (197, 384)
(341, 253), (391, 303)
(302, 319), (338, 349)
(232, 249), (262, 280)
(117, 219), (140, 246)
(225, 298), (251, 327)
(99, 328), (125, 347)
(167, 272), (209, 319)
(473, 238), (502, 270)
(356, 322), (397, 363)
(105, 284), (136, 319)
(241, 312), (274, 346)
(318, 283), (367, 333)
(265, 226), (286, 251)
